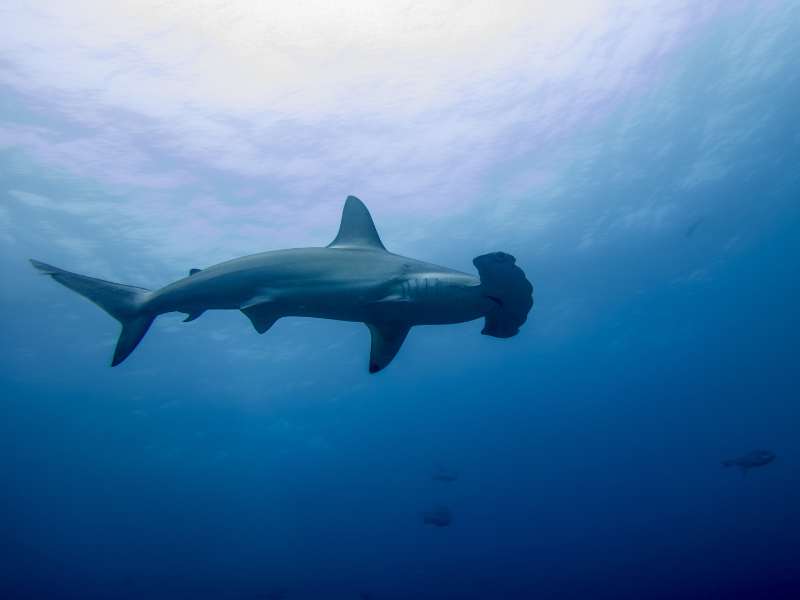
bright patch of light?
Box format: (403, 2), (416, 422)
(2, 1), (627, 118)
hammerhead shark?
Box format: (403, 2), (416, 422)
(31, 196), (533, 373)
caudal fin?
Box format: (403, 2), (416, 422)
(30, 259), (154, 366)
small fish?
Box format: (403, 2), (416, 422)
(722, 450), (775, 474)
(422, 506), (452, 527)
(685, 217), (704, 238)
(432, 466), (459, 482)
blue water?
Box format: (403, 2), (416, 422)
(1, 2), (799, 598)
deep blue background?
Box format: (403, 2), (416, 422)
(1, 3), (799, 598)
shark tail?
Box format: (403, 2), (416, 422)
(30, 259), (154, 366)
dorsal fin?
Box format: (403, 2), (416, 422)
(189, 268), (202, 276)
(328, 196), (387, 251)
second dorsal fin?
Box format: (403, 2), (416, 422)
(327, 196), (387, 251)
(189, 268), (202, 276)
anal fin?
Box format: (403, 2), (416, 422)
(366, 322), (411, 373)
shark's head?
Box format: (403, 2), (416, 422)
(390, 267), (489, 325)
(473, 252), (534, 338)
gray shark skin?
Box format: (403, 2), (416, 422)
(30, 196), (533, 373)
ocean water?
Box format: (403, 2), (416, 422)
(1, 2), (799, 599)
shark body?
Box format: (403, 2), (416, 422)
(31, 196), (533, 373)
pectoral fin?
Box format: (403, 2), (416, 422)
(241, 300), (281, 334)
(366, 322), (411, 373)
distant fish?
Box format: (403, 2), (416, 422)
(685, 217), (704, 238)
(722, 450), (775, 474)
(432, 466), (459, 482)
(422, 506), (452, 527)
